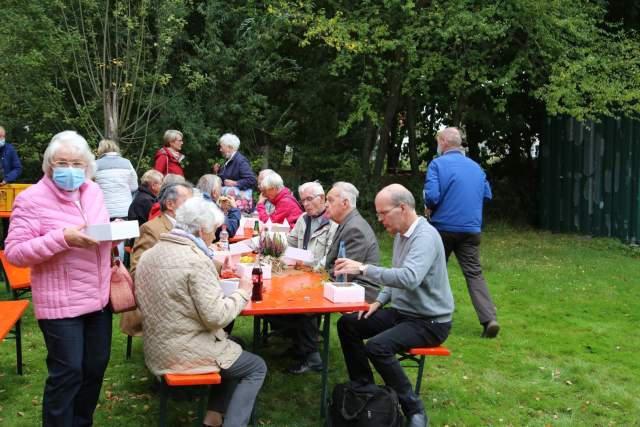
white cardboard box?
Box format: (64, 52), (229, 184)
(219, 278), (239, 296)
(323, 282), (365, 303)
(86, 220), (140, 241)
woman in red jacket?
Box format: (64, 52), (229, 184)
(154, 129), (185, 176)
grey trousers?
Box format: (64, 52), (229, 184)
(207, 351), (267, 427)
(439, 231), (497, 324)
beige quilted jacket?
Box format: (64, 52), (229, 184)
(135, 233), (250, 375)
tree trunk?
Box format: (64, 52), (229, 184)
(361, 116), (376, 176)
(465, 120), (482, 162)
(406, 97), (419, 175)
(373, 72), (403, 177)
(386, 112), (401, 174)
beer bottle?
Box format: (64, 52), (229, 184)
(252, 220), (260, 237)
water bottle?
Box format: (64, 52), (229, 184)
(219, 224), (230, 251)
(337, 240), (347, 283)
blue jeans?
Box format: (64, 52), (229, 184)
(38, 307), (113, 427)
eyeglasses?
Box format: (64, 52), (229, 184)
(301, 194), (321, 204)
(376, 205), (401, 221)
(52, 161), (86, 168)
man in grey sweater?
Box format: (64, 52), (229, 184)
(335, 184), (454, 427)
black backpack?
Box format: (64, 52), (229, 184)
(327, 382), (403, 427)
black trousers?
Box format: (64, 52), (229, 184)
(38, 308), (113, 427)
(268, 314), (319, 358)
(439, 231), (497, 324)
(337, 308), (451, 416)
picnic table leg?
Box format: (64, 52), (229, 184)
(319, 313), (331, 418)
(252, 316), (261, 353)
(15, 318), (23, 375)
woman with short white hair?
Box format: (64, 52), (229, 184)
(256, 170), (303, 229)
(136, 197), (266, 427)
(212, 133), (257, 212)
(5, 130), (114, 426)
(154, 129), (185, 176)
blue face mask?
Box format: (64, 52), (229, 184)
(52, 167), (85, 191)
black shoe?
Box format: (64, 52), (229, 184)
(287, 352), (323, 374)
(481, 320), (500, 338)
(406, 411), (429, 427)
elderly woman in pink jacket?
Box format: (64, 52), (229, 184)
(5, 131), (113, 427)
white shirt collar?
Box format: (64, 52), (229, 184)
(164, 213), (176, 226)
(402, 216), (421, 238)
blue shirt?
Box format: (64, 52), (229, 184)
(423, 150), (492, 233)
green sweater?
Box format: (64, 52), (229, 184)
(364, 217), (454, 322)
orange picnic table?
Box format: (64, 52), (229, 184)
(240, 270), (368, 417)
(0, 250), (31, 299)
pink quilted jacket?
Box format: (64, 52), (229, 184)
(5, 175), (112, 320)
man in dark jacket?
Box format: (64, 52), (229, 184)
(128, 169), (163, 226)
(0, 126), (23, 185)
(0, 125), (23, 249)
(286, 181), (380, 374)
(424, 126), (499, 338)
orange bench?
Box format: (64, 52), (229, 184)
(0, 250), (31, 300)
(399, 346), (452, 395)
(159, 372), (222, 427)
(0, 300), (30, 375)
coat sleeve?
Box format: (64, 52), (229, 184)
(4, 145), (23, 183)
(4, 197), (70, 267)
(287, 215), (304, 248)
(128, 163), (139, 192)
(234, 156), (257, 190)
(424, 161), (440, 209)
(189, 261), (249, 330)
(130, 224), (156, 279)
(153, 152), (168, 175)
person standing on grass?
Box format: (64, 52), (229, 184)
(335, 184), (454, 427)
(5, 131), (113, 427)
(423, 126), (500, 338)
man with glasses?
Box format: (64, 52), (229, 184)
(334, 184), (454, 427)
(424, 127), (499, 338)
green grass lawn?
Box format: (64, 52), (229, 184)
(1, 225), (639, 426)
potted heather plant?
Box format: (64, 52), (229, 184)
(257, 231), (288, 275)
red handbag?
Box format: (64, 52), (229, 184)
(110, 258), (136, 313)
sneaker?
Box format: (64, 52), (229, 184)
(481, 320), (500, 338)
(287, 352), (323, 374)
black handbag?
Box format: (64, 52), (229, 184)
(327, 382), (403, 427)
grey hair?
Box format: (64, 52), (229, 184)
(332, 181), (359, 208)
(261, 170), (284, 191)
(159, 182), (193, 212)
(97, 139), (120, 156)
(42, 131), (96, 177)
(162, 173), (186, 186)
(196, 174), (221, 196)
(140, 169), (163, 186)
(218, 133), (240, 151)
(298, 181), (324, 197)
(436, 127), (462, 147)
(175, 197), (224, 235)
(389, 186), (416, 210)
(163, 129), (183, 146)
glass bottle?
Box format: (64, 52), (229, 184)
(337, 240), (347, 283)
(251, 257), (263, 302)
(252, 220), (260, 237)
(219, 224), (229, 251)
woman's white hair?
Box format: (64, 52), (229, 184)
(332, 181), (359, 208)
(261, 170), (284, 191)
(298, 181), (324, 197)
(175, 197), (225, 235)
(218, 133), (240, 151)
(42, 131), (96, 177)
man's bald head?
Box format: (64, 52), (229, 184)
(376, 184), (416, 211)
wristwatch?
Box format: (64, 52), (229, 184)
(358, 264), (367, 274)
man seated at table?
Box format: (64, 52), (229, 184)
(197, 174), (241, 240)
(286, 181), (379, 374)
(287, 181), (337, 270)
(256, 170), (302, 228)
(334, 184), (454, 427)
(120, 182), (193, 338)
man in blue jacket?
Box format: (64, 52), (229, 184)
(0, 126), (23, 185)
(423, 127), (500, 338)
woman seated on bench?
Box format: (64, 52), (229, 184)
(135, 197), (266, 427)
